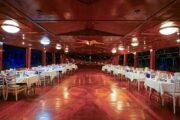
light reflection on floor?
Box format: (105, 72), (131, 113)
(0, 69), (174, 120)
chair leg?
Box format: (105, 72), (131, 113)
(173, 96), (176, 114)
(5, 89), (8, 100)
(15, 91), (18, 101)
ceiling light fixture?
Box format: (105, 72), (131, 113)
(64, 47), (69, 53)
(118, 45), (125, 51)
(40, 36), (50, 45)
(1, 20), (20, 33)
(111, 48), (117, 54)
(22, 41), (25, 45)
(159, 21), (179, 35)
(56, 43), (62, 50)
(131, 37), (139, 47)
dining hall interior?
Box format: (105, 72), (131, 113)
(0, 0), (180, 120)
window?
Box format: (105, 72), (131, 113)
(3, 44), (26, 69)
(138, 51), (150, 68)
(155, 47), (180, 72)
(127, 54), (134, 66)
(119, 55), (124, 65)
(31, 49), (42, 67)
(56, 53), (60, 64)
(46, 52), (53, 65)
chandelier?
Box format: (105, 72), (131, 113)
(1, 20), (20, 33)
(118, 45), (125, 51)
(131, 37), (139, 47)
(40, 36), (50, 45)
(111, 48), (117, 54)
(56, 43), (62, 50)
(159, 21), (179, 35)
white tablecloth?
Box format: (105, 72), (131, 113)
(16, 75), (39, 88)
(144, 78), (175, 95)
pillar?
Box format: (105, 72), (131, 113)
(26, 47), (31, 68)
(0, 44), (3, 70)
(123, 53), (127, 66)
(42, 51), (46, 66)
(150, 49), (155, 69)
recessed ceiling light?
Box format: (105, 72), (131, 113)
(0, 42), (3, 45)
(40, 36), (50, 45)
(28, 43), (32, 46)
(56, 43), (62, 50)
(64, 47), (69, 53)
(176, 39), (180, 43)
(111, 48), (117, 54)
(1, 20), (20, 33)
(118, 45), (125, 51)
(22, 41), (25, 45)
(159, 21), (179, 35)
(22, 34), (25, 40)
(131, 37), (139, 47)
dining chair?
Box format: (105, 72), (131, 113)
(0, 75), (6, 100)
(5, 75), (27, 101)
(170, 79), (180, 114)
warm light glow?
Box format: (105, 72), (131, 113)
(1, 20), (20, 33)
(159, 21), (179, 35)
(118, 45), (125, 51)
(111, 48), (117, 54)
(131, 37), (139, 47)
(56, 43), (62, 50)
(150, 49), (153, 52)
(131, 42), (139, 46)
(176, 38), (180, 43)
(22, 41), (25, 45)
(64, 47), (69, 53)
(40, 36), (50, 45)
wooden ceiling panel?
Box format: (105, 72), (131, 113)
(38, 22), (86, 35)
(0, 0), (180, 54)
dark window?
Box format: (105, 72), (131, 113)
(155, 47), (180, 72)
(31, 49), (42, 67)
(119, 55), (124, 65)
(127, 54), (134, 66)
(46, 52), (53, 65)
(3, 44), (26, 69)
(138, 51), (150, 68)
(56, 53), (60, 64)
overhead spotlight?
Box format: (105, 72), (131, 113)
(1, 20), (20, 33)
(64, 47), (69, 53)
(131, 37), (139, 47)
(177, 39), (180, 43)
(111, 48), (117, 54)
(118, 45), (125, 51)
(22, 41), (25, 45)
(40, 36), (50, 45)
(0, 42), (3, 45)
(176, 31), (180, 43)
(159, 21), (179, 35)
(56, 43), (62, 50)
(22, 34), (25, 40)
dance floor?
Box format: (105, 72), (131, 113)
(0, 69), (179, 120)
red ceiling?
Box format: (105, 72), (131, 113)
(0, 0), (180, 54)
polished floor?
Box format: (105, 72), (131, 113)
(0, 69), (180, 120)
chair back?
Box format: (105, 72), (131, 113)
(175, 79), (180, 93)
(0, 75), (5, 85)
(5, 75), (16, 85)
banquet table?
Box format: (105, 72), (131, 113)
(16, 74), (39, 88)
(126, 72), (146, 91)
(144, 78), (177, 106)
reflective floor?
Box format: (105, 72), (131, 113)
(0, 69), (179, 120)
